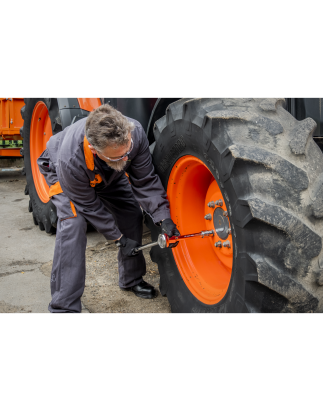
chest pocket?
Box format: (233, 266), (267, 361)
(90, 174), (103, 187)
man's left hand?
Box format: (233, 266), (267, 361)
(161, 218), (180, 237)
(115, 235), (141, 257)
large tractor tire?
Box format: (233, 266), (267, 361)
(147, 98), (323, 313)
(20, 98), (90, 233)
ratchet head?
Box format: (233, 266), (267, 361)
(157, 234), (167, 248)
(158, 233), (179, 249)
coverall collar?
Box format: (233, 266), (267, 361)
(84, 135), (119, 186)
(83, 136), (95, 171)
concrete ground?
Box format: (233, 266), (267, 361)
(0, 168), (171, 313)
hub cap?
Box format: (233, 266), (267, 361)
(213, 208), (229, 240)
(167, 155), (233, 305)
(30, 101), (53, 203)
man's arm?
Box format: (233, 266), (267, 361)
(58, 159), (122, 240)
(128, 126), (171, 224)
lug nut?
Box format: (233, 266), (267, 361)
(214, 241), (222, 248)
(215, 199), (223, 207)
(223, 211), (228, 217)
(223, 241), (231, 248)
(204, 214), (212, 220)
(227, 228), (231, 234)
(207, 201), (215, 208)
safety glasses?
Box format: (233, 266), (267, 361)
(98, 138), (133, 162)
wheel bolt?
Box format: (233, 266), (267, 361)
(214, 241), (222, 248)
(215, 199), (223, 207)
(223, 241), (231, 248)
(227, 228), (231, 234)
(223, 211), (228, 217)
(204, 214), (212, 220)
(207, 201), (215, 208)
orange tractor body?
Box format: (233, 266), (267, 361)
(0, 98), (24, 157)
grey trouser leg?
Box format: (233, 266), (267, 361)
(98, 174), (146, 288)
(48, 174), (146, 312)
(49, 195), (87, 313)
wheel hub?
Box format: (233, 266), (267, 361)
(213, 207), (229, 240)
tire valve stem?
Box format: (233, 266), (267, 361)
(223, 241), (231, 248)
(204, 214), (212, 220)
(215, 199), (223, 207)
(214, 241), (222, 248)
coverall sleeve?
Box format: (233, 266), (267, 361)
(37, 149), (60, 186)
(128, 128), (171, 223)
(58, 159), (122, 240)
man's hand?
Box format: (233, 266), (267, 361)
(115, 235), (142, 257)
(161, 218), (180, 237)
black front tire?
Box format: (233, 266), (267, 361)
(148, 98), (323, 313)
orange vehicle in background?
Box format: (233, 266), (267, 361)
(0, 98), (24, 157)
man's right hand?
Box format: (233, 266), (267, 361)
(161, 218), (180, 237)
(115, 235), (141, 257)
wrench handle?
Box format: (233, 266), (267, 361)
(167, 230), (214, 244)
(132, 240), (159, 255)
(131, 230), (214, 255)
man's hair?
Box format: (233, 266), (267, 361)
(85, 104), (134, 151)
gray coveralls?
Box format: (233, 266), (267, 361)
(37, 117), (170, 313)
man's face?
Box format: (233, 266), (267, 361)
(89, 133), (132, 172)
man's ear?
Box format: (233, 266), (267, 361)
(88, 144), (97, 155)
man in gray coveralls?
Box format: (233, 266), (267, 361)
(37, 104), (180, 313)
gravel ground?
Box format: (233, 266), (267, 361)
(83, 231), (171, 313)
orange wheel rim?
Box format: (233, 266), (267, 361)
(30, 101), (53, 203)
(167, 155), (233, 305)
